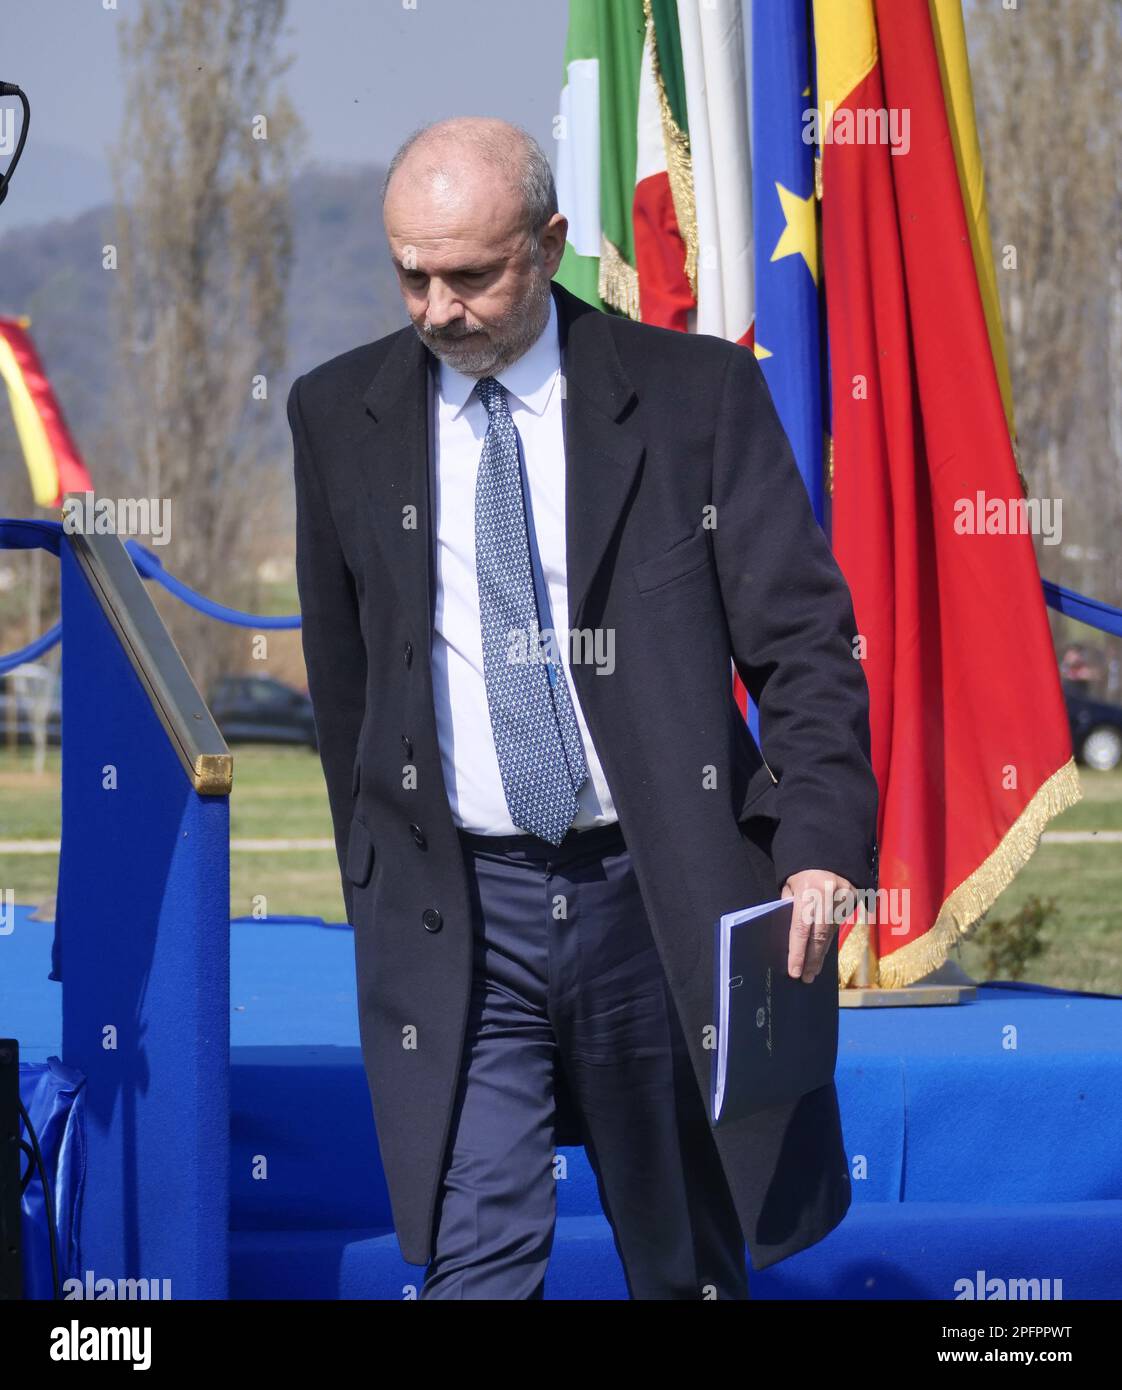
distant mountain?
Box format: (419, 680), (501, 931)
(0, 140), (113, 235)
(0, 203), (121, 448)
(0, 162), (410, 504)
(286, 163), (410, 376)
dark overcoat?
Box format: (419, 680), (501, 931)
(289, 278), (879, 1271)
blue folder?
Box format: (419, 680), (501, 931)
(711, 898), (840, 1125)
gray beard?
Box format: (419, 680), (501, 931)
(415, 271), (553, 379)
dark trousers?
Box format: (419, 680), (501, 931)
(420, 821), (750, 1300)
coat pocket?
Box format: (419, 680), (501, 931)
(632, 524), (710, 595)
(345, 815), (375, 886)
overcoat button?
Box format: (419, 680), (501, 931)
(404, 640), (413, 667)
(401, 734), (413, 759)
(409, 823), (426, 849)
(422, 908), (442, 933)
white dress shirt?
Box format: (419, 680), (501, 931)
(430, 293), (618, 834)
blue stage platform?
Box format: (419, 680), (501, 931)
(9, 905), (1121, 1299)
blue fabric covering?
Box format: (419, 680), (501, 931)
(53, 540), (231, 1299)
(3, 908), (61, 1064)
(18, 1057), (86, 1298)
(7, 909), (1122, 1297)
(228, 1202), (1122, 1300)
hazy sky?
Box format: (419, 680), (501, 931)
(0, 0), (570, 232)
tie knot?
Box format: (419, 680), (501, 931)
(476, 375), (508, 418)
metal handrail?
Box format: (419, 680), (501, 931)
(64, 521), (232, 795)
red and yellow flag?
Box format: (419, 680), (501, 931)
(0, 316), (92, 507)
(814, 0), (1080, 985)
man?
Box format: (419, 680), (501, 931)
(289, 116), (878, 1299)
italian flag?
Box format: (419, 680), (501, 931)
(556, 0), (753, 344)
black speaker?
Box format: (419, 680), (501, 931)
(0, 1039), (21, 1299)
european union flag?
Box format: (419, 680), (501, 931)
(750, 0), (825, 525)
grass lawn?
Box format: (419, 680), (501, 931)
(1, 744), (1118, 991)
(0, 742), (347, 924)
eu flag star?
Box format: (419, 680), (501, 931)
(770, 182), (819, 285)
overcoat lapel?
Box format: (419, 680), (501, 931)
(359, 327), (432, 634)
(554, 282), (643, 632)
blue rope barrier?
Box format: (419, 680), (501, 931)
(0, 520), (64, 673)
(0, 517), (62, 555)
(1043, 580), (1122, 639)
(124, 540), (301, 630)
(3, 517), (1122, 671)
(0, 620), (62, 675)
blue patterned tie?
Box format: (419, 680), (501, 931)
(474, 375), (589, 844)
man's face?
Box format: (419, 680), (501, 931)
(384, 167), (565, 377)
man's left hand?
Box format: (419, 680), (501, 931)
(781, 869), (855, 983)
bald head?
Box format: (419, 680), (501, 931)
(383, 117), (557, 239)
(382, 117), (568, 378)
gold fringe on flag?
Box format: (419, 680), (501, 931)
(642, 0), (698, 299)
(599, 234), (641, 320)
(837, 916), (869, 987)
(840, 757), (1082, 989)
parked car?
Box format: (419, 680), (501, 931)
(0, 663), (62, 747)
(207, 675), (318, 750)
(1064, 681), (1122, 772)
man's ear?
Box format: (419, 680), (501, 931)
(539, 212), (568, 277)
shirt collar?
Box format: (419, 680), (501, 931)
(437, 292), (559, 420)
